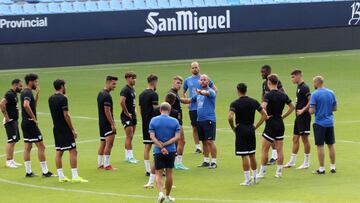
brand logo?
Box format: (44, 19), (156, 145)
(0, 17), (48, 29)
(144, 10), (230, 35)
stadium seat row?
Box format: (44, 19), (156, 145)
(0, 0), (344, 15)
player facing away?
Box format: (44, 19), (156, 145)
(183, 61), (217, 154)
(309, 76), (337, 174)
(20, 74), (53, 178)
(149, 102), (180, 203)
(169, 76), (189, 170)
(97, 76), (118, 170)
(48, 79), (88, 183)
(258, 74), (295, 178)
(0, 79), (23, 168)
(228, 83), (267, 186)
(183, 74), (218, 169)
(120, 71), (138, 164)
(260, 65), (286, 165)
(139, 74), (159, 177)
(284, 70), (312, 169)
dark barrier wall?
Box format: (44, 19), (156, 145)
(1, 1), (360, 44)
(1, 26), (360, 69)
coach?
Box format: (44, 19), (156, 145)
(309, 76), (337, 174)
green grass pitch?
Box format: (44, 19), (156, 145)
(0, 50), (359, 203)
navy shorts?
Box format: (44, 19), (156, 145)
(154, 152), (176, 170)
(197, 120), (216, 141)
(189, 110), (197, 127)
(313, 123), (335, 145)
(4, 120), (20, 143)
(294, 112), (311, 136)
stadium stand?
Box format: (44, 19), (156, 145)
(0, 0), (345, 16)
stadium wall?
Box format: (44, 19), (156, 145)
(1, 25), (360, 69)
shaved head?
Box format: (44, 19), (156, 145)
(190, 61), (200, 75)
(313, 75), (324, 89)
(199, 74), (209, 88)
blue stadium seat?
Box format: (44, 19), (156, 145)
(181, 0), (193, 7)
(122, 0), (134, 9)
(169, 0), (181, 7)
(38, 0), (52, 2)
(73, 1), (86, 12)
(35, 3), (49, 13)
(109, 0), (123, 10)
(157, 0), (170, 8)
(85, 1), (98, 11)
(145, 0), (157, 8)
(239, 0), (251, 4)
(134, 0), (146, 9)
(98, 0), (111, 11)
(262, 0), (275, 4)
(23, 3), (37, 14)
(53, 0), (64, 2)
(204, 0), (216, 6)
(0, 4), (11, 15)
(216, 0), (228, 5)
(48, 2), (61, 13)
(0, 0), (13, 5)
(228, 0), (239, 5)
(10, 4), (24, 14)
(193, 0), (204, 6)
(60, 1), (73, 12)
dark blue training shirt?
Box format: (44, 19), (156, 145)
(310, 88), (337, 127)
(149, 114), (180, 154)
(183, 75), (214, 111)
(191, 87), (216, 122)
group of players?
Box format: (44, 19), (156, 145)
(1, 62), (337, 202)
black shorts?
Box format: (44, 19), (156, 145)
(294, 112), (311, 135)
(235, 125), (256, 156)
(313, 123), (335, 145)
(4, 120), (20, 143)
(99, 122), (116, 141)
(21, 119), (43, 143)
(142, 121), (153, 144)
(53, 127), (76, 151)
(189, 110), (197, 127)
(154, 152), (176, 170)
(178, 111), (183, 126)
(262, 119), (285, 143)
(121, 113), (137, 128)
(197, 120), (216, 141)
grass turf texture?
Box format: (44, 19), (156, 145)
(0, 50), (359, 203)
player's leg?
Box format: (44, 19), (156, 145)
(175, 127), (188, 170)
(285, 135), (300, 168)
(35, 141), (51, 176)
(5, 142), (16, 168)
(240, 155), (251, 186)
(197, 122), (209, 167)
(104, 134), (115, 170)
(190, 111), (201, 153)
(69, 148), (88, 183)
(144, 164), (156, 188)
(297, 135), (311, 169)
(312, 124), (326, 174)
(326, 126), (336, 173)
(154, 153), (166, 203)
(249, 154), (258, 184)
(269, 142), (277, 165)
(144, 143), (152, 175)
(258, 138), (271, 178)
(275, 140), (284, 178)
(24, 142), (33, 176)
(208, 140), (217, 169)
(56, 150), (69, 182)
(5, 121), (20, 168)
(124, 125), (137, 163)
(97, 139), (105, 169)
(164, 168), (174, 201)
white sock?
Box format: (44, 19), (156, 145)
(276, 165), (283, 174)
(71, 168), (78, 179)
(159, 192), (164, 197)
(196, 144), (201, 150)
(330, 164), (336, 170)
(98, 155), (104, 167)
(129, 150), (134, 159)
(204, 157), (210, 163)
(57, 168), (65, 179)
(304, 154), (310, 165)
(176, 155), (183, 165)
(260, 165), (266, 174)
(104, 155), (110, 167)
(211, 158), (217, 164)
(40, 161), (49, 174)
(25, 161), (32, 174)
(149, 173), (155, 184)
(290, 153), (297, 164)
(6, 160), (11, 165)
(144, 160), (151, 173)
(271, 149), (278, 160)
(252, 170), (257, 180)
(319, 166), (325, 172)
(244, 170), (251, 182)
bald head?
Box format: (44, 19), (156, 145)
(313, 75), (324, 89)
(160, 102), (171, 115)
(190, 61), (200, 75)
(199, 74), (209, 88)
